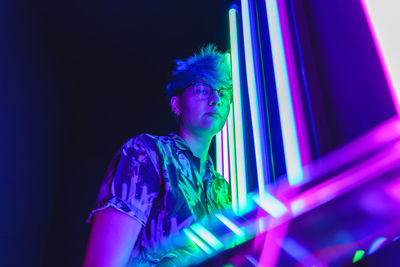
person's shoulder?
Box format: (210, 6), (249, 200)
(123, 133), (170, 153)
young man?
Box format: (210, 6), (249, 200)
(83, 44), (232, 266)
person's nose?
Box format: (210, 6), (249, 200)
(208, 90), (222, 105)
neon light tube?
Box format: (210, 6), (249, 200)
(253, 193), (288, 218)
(190, 223), (224, 251)
(264, 0), (303, 185)
(183, 228), (213, 255)
(229, 8), (247, 213)
(222, 120), (230, 182)
(215, 213), (245, 237)
(277, 0), (312, 165)
(368, 237), (387, 255)
(241, 0), (267, 199)
(216, 131), (223, 175)
(352, 250), (365, 263)
(361, 0), (400, 116)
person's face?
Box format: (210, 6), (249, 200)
(171, 81), (231, 138)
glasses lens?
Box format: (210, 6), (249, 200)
(218, 89), (232, 104)
(193, 83), (212, 98)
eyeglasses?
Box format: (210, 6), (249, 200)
(183, 82), (233, 105)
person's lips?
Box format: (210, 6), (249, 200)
(205, 111), (221, 118)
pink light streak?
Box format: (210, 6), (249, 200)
(290, 140), (400, 217)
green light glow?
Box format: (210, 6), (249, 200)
(215, 213), (245, 237)
(352, 250), (365, 263)
(241, 0), (268, 200)
(222, 120), (230, 182)
(264, 0), (303, 185)
(183, 228), (213, 255)
(216, 131), (223, 175)
(190, 223), (224, 251)
(229, 8), (248, 214)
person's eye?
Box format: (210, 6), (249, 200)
(195, 85), (211, 96)
(219, 90), (229, 99)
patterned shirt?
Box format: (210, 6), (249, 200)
(87, 132), (231, 266)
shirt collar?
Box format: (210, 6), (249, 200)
(169, 132), (191, 151)
(169, 132), (215, 175)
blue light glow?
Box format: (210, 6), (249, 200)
(253, 193), (288, 218)
(215, 213), (245, 237)
(264, 0), (303, 185)
(190, 223), (224, 251)
(183, 228), (213, 255)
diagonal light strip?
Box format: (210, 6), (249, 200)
(253, 192), (288, 218)
(215, 213), (245, 237)
(190, 223), (224, 251)
(183, 228), (213, 255)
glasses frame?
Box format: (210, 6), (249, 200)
(181, 82), (233, 105)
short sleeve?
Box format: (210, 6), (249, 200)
(87, 137), (161, 226)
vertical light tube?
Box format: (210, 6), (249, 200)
(223, 53), (232, 182)
(216, 131), (223, 175)
(222, 122), (230, 182)
(241, 0), (267, 198)
(264, 0), (303, 185)
(361, 0), (400, 116)
(277, 0), (312, 165)
(229, 8), (248, 213)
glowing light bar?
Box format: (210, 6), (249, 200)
(352, 250), (365, 263)
(190, 223), (224, 251)
(253, 193), (288, 218)
(229, 8), (248, 213)
(264, 0), (303, 185)
(368, 237), (387, 255)
(215, 213), (245, 237)
(241, 0), (268, 199)
(222, 121), (230, 182)
(245, 254), (259, 266)
(277, 0), (312, 165)
(216, 130), (223, 175)
(361, 0), (400, 116)
(281, 236), (316, 263)
(215, 53), (233, 183)
(290, 141), (400, 217)
(183, 228), (213, 255)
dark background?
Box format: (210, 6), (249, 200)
(0, 1), (233, 266)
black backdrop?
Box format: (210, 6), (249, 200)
(0, 1), (232, 266)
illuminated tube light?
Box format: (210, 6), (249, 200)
(190, 223), (224, 251)
(352, 250), (365, 263)
(253, 193), (288, 218)
(183, 229), (213, 255)
(223, 53), (232, 183)
(222, 118), (230, 182)
(264, 0), (303, 185)
(216, 131), (223, 175)
(360, 0), (400, 116)
(241, 0), (268, 199)
(368, 237), (387, 255)
(229, 8), (247, 213)
(215, 213), (245, 237)
(277, 0), (312, 165)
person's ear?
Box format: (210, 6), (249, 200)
(170, 96), (181, 116)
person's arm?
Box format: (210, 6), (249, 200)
(83, 206), (142, 267)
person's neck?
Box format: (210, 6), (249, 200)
(178, 127), (212, 168)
